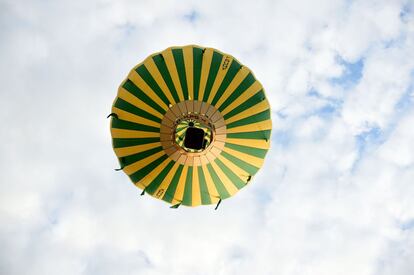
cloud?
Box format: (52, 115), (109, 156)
(1, 0), (413, 274)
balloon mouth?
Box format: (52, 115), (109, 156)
(174, 117), (213, 153)
(160, 100), (227, 166)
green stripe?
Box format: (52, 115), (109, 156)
(145, 161), (175, 195)
(152, 54), (180, 103)
(114, 97), (162, 124)
(162, 165), (184, 203)
(214, 158), (245, 189)
(176, 125), (188, 131)
(176, 128), (186, 136)
(227, 130), (271, 140)
(111, 119), (159, 133)
(202, 51), (223, 102)
(135, 65), (171, 106)
(193, 47), (203, 100)
(177, 130), (186, 141)
(223, 90), (265, 120)
(227, 109), (271, 129)
(207, 164), (230, 199)
(182, 166), (193, 206)
(211, 59), (241, 106)
(129, 154), (168, 183)
(112, 137), (160, 148)
(218, 73), (255, 112)
(123, 80), (166, 115)
(221, 151), (259, 176)
(198, 166), (212, 205)
(122, 146), (163, 166)
(172, 49), (189, 100)
(225, 143), (268, 158)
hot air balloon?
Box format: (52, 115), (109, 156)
(109, 45), (271, 208)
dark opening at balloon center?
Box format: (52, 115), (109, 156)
(174, 118), (213, 153)
(184, 127), (205, 150)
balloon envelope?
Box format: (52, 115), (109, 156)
(110, 45), (271, 207)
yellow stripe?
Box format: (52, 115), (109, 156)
(123, 150), (166, 175)
(201, 165), (220, 203)
(162, 49), (184, 101)
(206, 56), (233, 104)
(183, 46), (194, 100)
(176, 127), (187, 134)
(225, 100), (270, 125)
(198, 48), (214, 101)
(128, 70), (168, 111)
(117, 87), (163, 119)
(223, 147), (264, 168)
(226, 138), (270, 149)
(176, 128), (186, 138)
(209, 161), (239, 196)
(221, 81), (262, 116)
(217, 154), (250, 181)
(214, 67), (251, 110)
(135, 157), (171, 188)
(111, 128), (160, 138)
(192, 165), (201, 206)
(170, 165), (188, 205)
(114, 142), (161, 157)
(226, 119), (272, 134)
(112, 107), (160, 128)
(144, 58), (176, 104)
(152, 162), (180, 199)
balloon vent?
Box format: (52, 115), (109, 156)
(184, 127), (205, 150)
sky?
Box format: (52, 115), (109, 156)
(1, 0), (414, 274)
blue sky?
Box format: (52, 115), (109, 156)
(1, 0), (414, 274)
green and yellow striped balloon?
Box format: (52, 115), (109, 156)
(110, 45), (271, 207)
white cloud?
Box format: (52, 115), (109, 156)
(342, 42), (414, 133)
(1, 0), (413, 274)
